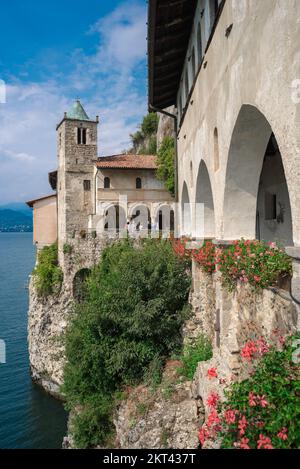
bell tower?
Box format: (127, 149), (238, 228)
(56, 100), (99, 250)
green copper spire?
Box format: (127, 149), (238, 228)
(66, 100), (91, 121)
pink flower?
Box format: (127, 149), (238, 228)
(198, 426), (210, 446)
(238, 416), (248, 437)
(256, 337), (270, 356)
(259, 395), (269, 408)
(241, 340), (257, 361)
(207, 392), (220, 409)
(240, 437), (251, 450)
(257, 434), (273, 449)
(279, 335), (285, 346)
(207, 409), (221, 429)
(248, 392), (257, 407)
(277, 427), (288, 441)
(207, 367), (218, 379)
(225, 409), (237, 425)
(254, 275), (261, 282)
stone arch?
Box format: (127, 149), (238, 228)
(73, 268), (91, 303)
(181, 181), (192, 236)
(195, 160), (215, 239)
(223, 104), (293, 244)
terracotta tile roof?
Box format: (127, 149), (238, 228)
(96, 154), (158, 170)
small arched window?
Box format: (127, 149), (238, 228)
(77, 128), (87, 145)
(104, 177), (110, 189)
(136, 177), (142, 189)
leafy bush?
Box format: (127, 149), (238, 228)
(217, 239), (292, 291)
(141, 113), (159, 136)
(156, 136), (175, 196)
(130, 113), (159, 154)
(32, 243), (63, 298)
(63, 243), (73, 255)
(219, 333), (300, 449)
(63, 239), (191, 447)
(179, 335), (212, 380)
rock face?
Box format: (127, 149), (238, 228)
(28, 276), (71, 398)
(114, 361), (202, 449)
(156, 106), (176, 149)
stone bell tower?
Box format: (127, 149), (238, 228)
(56, 100), (99, 250)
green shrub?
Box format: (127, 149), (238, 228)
(141, 113), (159, 136)
(219, 334), (300, 449)
(179, 335), (213, 380)
(156, 137), (175, 196)
(63, 239), (191, 447)
(32, 243), (63, 298)
(63, 243), (73, 255)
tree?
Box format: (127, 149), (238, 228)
(156, 136), (175, 196)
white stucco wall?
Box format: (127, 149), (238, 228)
(177, 0), (300, 247)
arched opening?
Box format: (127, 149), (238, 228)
(104, 177), (110, 189)
(73, 268), (91, 303)
(256, 133), (293, 245)
(213, 128), (220, 171)
(155, 205), (175, 234)
(223, 105), (293, 245)
(104, 205), (126, 232)
(195, 160), (215, 239)
(136, 177), (142, 189)
(181, 182), (192, 236)
(130, 205), (151, 232)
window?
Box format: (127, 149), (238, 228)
(104, 177), (110, 189)
(83, 180), (91, 191)
(136, 177), (142, 189)
(77, 128), (87, 145)
(265, 193), (277, 220)
(197, 23), (202, 66)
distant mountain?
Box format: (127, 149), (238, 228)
(0, 209), (33, 232)
(0, 202), (32, 216)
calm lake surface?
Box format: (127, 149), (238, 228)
(0, 232), (67, 448)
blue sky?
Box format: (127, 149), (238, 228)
(0, 0), (148, 204)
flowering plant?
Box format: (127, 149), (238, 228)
(216, 239), (292, 291)
(198, 333), (300, 449)
(191, 241), (216, 274)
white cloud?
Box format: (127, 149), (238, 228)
(0, 1), (148, 204)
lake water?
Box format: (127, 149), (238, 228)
(0, 232), (67, 449)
